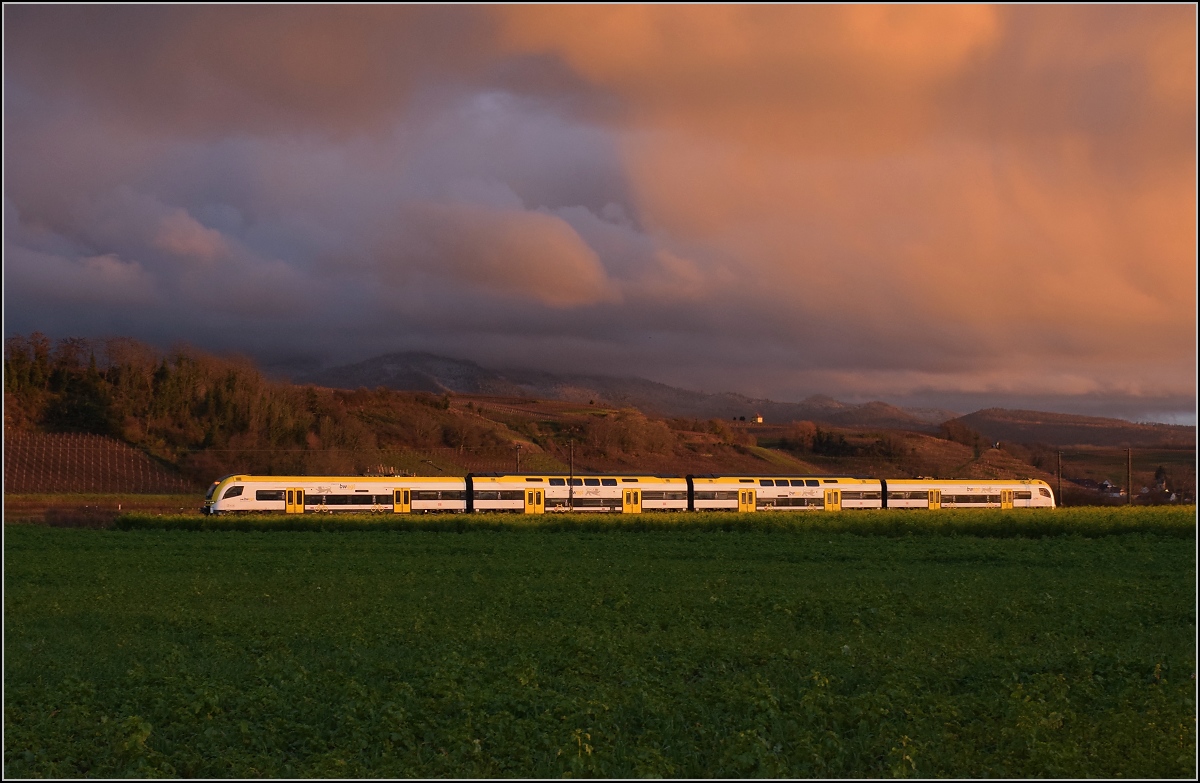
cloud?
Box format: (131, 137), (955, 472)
(496, 5), (1003, 153)
(5, 244), (158, 310)
(153, 210), (229, 262)
(388, 202), (621, 308)
(2, 5), (495, 138)
(3, 6), (1194, 421)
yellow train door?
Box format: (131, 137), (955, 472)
(738, 489), (756, 512)
(623, 488), (642, 513)
(525, 488), (545, 514)
(286, 488), (305, 514)
(393, 488), (411, 513)
(928, 489), (941, 510)
(824, 489), (841, 511)
(1001, 489), (1013, 509)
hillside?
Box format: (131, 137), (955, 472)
(301, 351), (955, 430)
(953, 408), (1194, 449)
(5, 333), (1193, 498)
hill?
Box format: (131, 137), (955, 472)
(302, 351), (955, 430)
(952, 408), (1195, 449)
(5, 333), (1191, 498)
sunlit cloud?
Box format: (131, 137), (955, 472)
(3, 5), (1194, 421)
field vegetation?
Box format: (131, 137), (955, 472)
(4, 510), (1195, 778)
(110, 506), (1197, 539)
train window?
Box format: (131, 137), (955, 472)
(569, 478), (583, 486)
(206, 482), (219, 500)
(584, 478), (600, 486)
(222, 485), (244, 499)
(888, 491), (928, 500)
(549, 478), (566, 486)
(739, 479), (754, 483)
(622, 478), (639, 482)
(759, 479), (774, 486)
(823, 479), (838, 484)
(1039, 487), (1052, 498)
(1016, 491), (1032, 500)
(255, 490), (285, 502)
(601, 479), (617, 486)
(524, 477), (544, 483)
(805, 479), (819, 487)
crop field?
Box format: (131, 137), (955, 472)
(4, 509), (1196, 778)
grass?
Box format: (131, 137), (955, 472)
(112, 506), (1198, 538)
(4, 514), (1196, 777)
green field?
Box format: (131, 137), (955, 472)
(5, 511), (1196, 777)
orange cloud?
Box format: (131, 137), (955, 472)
(496, 5), (1002, 153)
(153, 210), (229, 262)
(396, 203), (621, 308)
(493, 5), (1195, 385)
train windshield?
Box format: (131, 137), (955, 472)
(206, 475), (235, 500)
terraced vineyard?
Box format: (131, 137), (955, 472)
(5, 509), (1195, 778)
(2, 433), (197, 494)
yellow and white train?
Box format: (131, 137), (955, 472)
(202, 473), (1056, 514)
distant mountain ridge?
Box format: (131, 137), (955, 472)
(301, 351), (956, 430)
(953, 408), (1195, 449)
(301, 352), (1196, 448)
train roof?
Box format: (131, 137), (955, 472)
(470, 472), (683, 478)
(687, 473), (876, 480)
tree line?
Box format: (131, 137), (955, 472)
(4, 334), (514, 480)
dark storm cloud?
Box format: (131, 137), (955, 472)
(3, 6), (1195, 422)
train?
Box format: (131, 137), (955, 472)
(201, 473), (1056, 514)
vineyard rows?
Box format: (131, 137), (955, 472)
(4, 433), (198, 494)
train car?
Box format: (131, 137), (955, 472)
(471, 474), (686, 513)
(688, 475), (881, 511)
(203, 474), (468, 515)
(883, 478), (1055, 509)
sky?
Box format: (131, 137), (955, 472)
(4, 5), (1196, 424)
